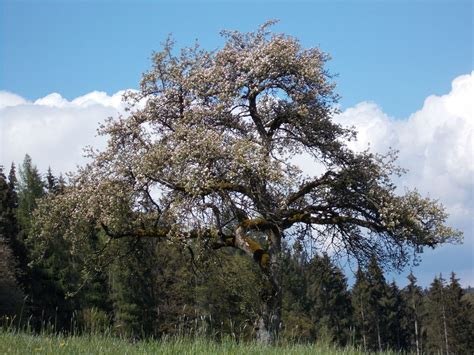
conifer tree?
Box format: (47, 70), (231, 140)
(444, 273), (474, 353)
(0, 238), (25, 319)
(351, 267), (371, 350)
(352, 257), (394, 351)
(0, 164), (29, 288)
(0, 166), (14, 240)
(0, 164), (19, 241)
(402, 272), (425, 354)
(0, 166), (25, 319)
(16, 157), (81, 330)
(425, 275), (450, 354)
(194, 247), (261, 340)
(366, 256), (389, 351)
(280, 243), (313, 342)
(384, 281), (409, 351)
(306, 253), (352, 346)
(149, 241), (197, 337)
(17, 155), (44, 235)
(45, 167), (57, 194)
(109, 238), (158, 338)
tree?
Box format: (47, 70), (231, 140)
(17, 155), (44, 235)
(0, 166), (25, 320)
(31, 22), (461, 344)
(306, 253), (352, 346)
(352, 257), (390, 351)
(366, 256), (389, 351)
(351, 258), (410, 352)
(109, 238), (158, 338)
(0, 164), (19, 243)
(0, 238), (25, 319)
(425, 275), (450, 354)
(444, 273), (474, 353)
(384, 281), (409, 351)
(44, 168), (66, 195)
(193, 247), (262, 340)
(351, 267), (370, 350)
(402, 272), (425, 354)
(1, 163), (32, 291)
(280, 242), (314, 342)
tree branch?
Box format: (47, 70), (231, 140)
(285, 171), (336, 206)
(280, 211), (385, 234)
(248, 93), (268, 141)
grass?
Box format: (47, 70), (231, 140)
(0, 330), (401, 355)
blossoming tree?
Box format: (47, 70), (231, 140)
(33, 22), (460, 344)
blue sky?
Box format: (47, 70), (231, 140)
(1, 0), (472, 118)
(0, 0), (473, 288)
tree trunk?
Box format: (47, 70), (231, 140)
(255, 229), (282, 345)
(233, 225), (282, 344)
(359, 301), (367, 351)
(442, 304), (449, 355)
(413, 305), (420, 355)
(376, 318), (382, 352)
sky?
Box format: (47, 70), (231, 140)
(0, 0), (473, 287)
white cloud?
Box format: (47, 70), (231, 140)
(335, 72), (473, 224)
(0, 91), (28, 109)
(334, 72), (473, 286)
(0, 90), (133, 175)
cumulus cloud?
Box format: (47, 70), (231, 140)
(335, 72), (473, 223)
(0, 90), (134, 175)
(0, 91), (28, 109)
(334, 72), (473, 286)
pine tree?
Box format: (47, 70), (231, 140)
(0, 166), (25, 319)
(109, 238), (160, 338)
(351, 267), (371, 351)
(425, 275), (450, 354)
(44, 167), (66, 195)
(0, 164), (29, 288)
(352, 257), (393, 351)
(0, 165), (19, 249)
(5, 163), (28, 276)
(194, 247), (261, 340)
(384, 281), (410, 351)
(306, 253), (352, 346)
(45, 167), (57, 194)
(445, 273), (474, 353)
(17, 155), (44, 235)
(0, 166), (13, 239)
(0, 238), (25, 319)
(16, 156), (81, 331)
(0, 164), (19, 241)
(366, 256), (389, 351)
(402, 272), (425, 354)
(280, 242), (314, 342)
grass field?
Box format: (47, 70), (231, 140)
(0, 331), (400, 354)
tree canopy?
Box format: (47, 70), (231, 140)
(31, 21), (461, 343)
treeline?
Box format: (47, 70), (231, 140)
(1, 155), (473, 353)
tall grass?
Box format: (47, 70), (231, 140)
(0, 330), (405, 354)
(0, 313), (404, 354)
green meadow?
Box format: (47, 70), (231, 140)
(0, 331), (404, 355)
